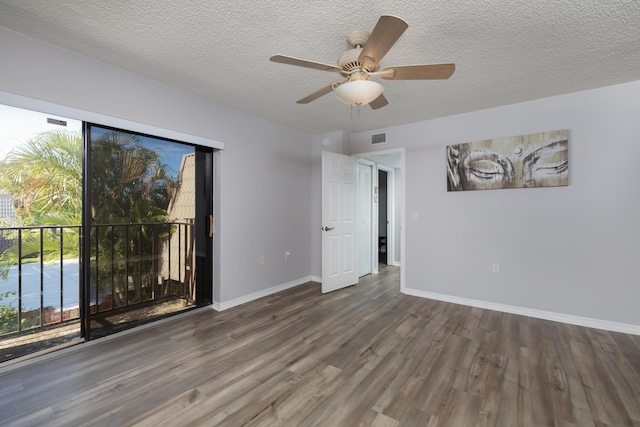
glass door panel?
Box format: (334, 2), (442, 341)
(0, 104), (82, 362)
(85, 124), (210, 339)
(0, 105), (215, 358)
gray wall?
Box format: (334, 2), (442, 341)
(0, 26), (313, 305)
(349, 80), (640, 328)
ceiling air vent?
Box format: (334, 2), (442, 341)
(47, 118), (67, 127)
(370, 132), (387, 145)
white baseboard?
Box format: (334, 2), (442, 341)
(404, 288), (640, 336)
(210, 277), (639, 335)
(212, 276), (316, 312)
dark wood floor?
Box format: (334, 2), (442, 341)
(1, 266), (639, 426)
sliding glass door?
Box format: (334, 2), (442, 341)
(1, 104), (215, 360)
(0, 104), (83, 362)
(84, 124), (213, 339)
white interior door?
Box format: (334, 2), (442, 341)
(322, 151), (358, 293)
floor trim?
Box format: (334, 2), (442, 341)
(212, 276), (316, 311)
(404, 287), (640, 336)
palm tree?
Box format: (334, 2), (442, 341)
(0, 128), (181, 336)
(0, 127), (179, 310)
(89, 130), (178, 308)
(0, 130), (82, 280)
(0, 130), (82, 225)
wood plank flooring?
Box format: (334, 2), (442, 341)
(1, 266), (639, 426)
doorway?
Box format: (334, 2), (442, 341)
(352, 149), (404, 289)
(358, 160), (374, 277)
(0, 102), (217, 361)
(0, 104), (83, 361)
(84, 123), (214, 339)
(378, 169), (389, 266)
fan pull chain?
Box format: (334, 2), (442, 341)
(350, 104), (362, 120)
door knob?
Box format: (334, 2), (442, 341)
(322, 226), (334, 231)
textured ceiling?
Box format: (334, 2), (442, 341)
(0, 1), (639, 136)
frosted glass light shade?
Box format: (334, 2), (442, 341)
(333, 80), (384, 106)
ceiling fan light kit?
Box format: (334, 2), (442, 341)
(270, 15), (455, 110)
(334, 80), (385, 106)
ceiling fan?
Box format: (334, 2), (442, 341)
(270, 15), (455, 110)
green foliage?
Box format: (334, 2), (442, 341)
(0, 291), (44, 334)
(0, 130), (83, 281)
(0, 127), (179, 315)
(89, 130), (177, 307)
(0, 291), (18, 334)
(90, 130), (176, 225)
(0, 130), (82, 225)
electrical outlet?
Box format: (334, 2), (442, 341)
(492, 263), (500, 273)
(285, 251), (291, 260)
(260, 256), (265, 265)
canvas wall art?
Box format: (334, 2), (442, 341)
(447, 129), (568, 191)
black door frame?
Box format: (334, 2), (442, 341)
(81, 123), (214, 340)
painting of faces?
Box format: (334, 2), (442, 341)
(447, 130), (568, 191)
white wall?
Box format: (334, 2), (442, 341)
(0, 26), (314, 306)
(349, 80), (640, 330)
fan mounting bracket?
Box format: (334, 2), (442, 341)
(347, 30), (369, 48)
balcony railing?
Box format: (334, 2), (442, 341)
(0, 220), (194, 338)
(89, 221), (195, 315)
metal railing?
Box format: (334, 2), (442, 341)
(0, 225), (81, 336)
(0, 220), (194, 337)
(89, 221), (195, 314)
